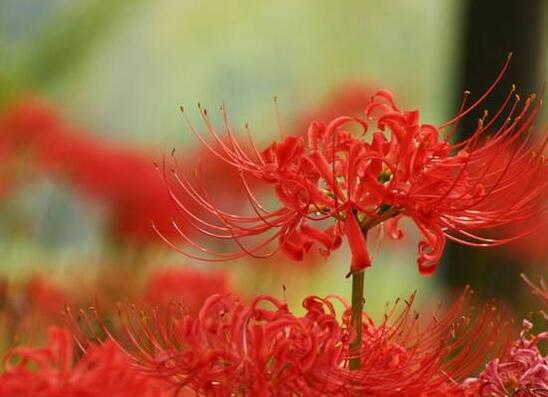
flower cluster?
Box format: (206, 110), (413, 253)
(159, 58), (547, 275)
(67, 290), (504, 396)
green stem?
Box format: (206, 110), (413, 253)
(349, 269), (364, 369)
(348, 208), (399, 370)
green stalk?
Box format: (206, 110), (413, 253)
(349, 269), (365, 369)
(348, 207), (398, 370)
(349, 205), (400, 369)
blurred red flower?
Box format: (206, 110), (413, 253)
(26, 276), (68, 318)
(505, 218), (548, 264)
(291, 82), (375, 134)
(0, 99), (244, 246)
(143, 267), (230, 314)
(0, 276), (68, 343)
(0, 327), (170, 397)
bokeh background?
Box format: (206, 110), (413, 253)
(0, 0), (546, 349)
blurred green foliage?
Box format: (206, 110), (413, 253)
(0, 0), (137, 103)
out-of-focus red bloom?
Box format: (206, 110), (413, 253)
(143, 267), (230, 314)
(462, 319), (547, 396)
(1, 276), (67, 321)
(157, 57), (547, 275)
(0, 99), (244, 246)
(0, 276), (68, 343)
(0, 99), (178, 244)
(70, 290), (503, 396)
(25, 276), (68, 320)
(291, 82), (374, 134)
(506, 218), (548, 263)
(0, 327), (170, 397)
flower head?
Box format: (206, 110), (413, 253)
(159, 56), (547, 275)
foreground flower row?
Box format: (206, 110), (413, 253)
(1, 288), (545, 396)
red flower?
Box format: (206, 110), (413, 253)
(158, 56), (547, 275)
(70, 290), (504, 396)
(0, 327), (170, 397)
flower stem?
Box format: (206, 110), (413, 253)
(349, 269), (364, 369)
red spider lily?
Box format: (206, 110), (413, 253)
(157, 56), (547, 275)
(143, 267), (230, 314)
(0, 327), (170, 397)
(462, 319), (547, 396)
(68, 289), (505, 396)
